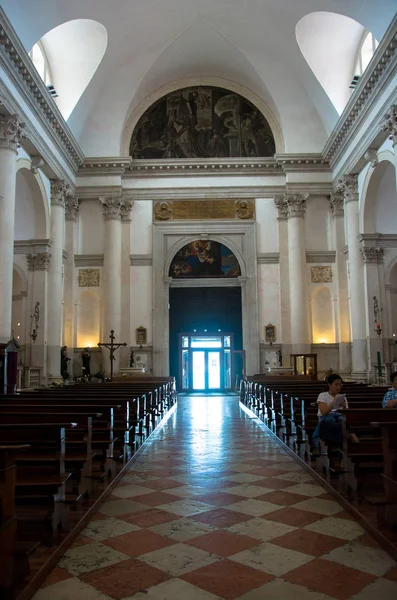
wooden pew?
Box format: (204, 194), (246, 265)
(370, 421), (397, 525)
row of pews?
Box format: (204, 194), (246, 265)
(0, 376), (176, 600)
(241, 377), (397, 530)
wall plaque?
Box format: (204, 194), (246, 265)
(311, 266), (332, 283)
(78, 268), (100, 287)
(154, 199), (255, 221)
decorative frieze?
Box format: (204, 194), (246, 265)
(120, 199), (134, 222)
(26, 252), (51, 270)
(51, 180), (70, 207)
(100, 197), (123, 220)
(311, 266), (332, 283)
(274, 196), (288, 220)
(78, 268), (100, 287)
(0, 114), (24, 151)
(336, 174), (358, 203)
(329, 192), (344, 216)
(360, 247), (385, 264)
(381, 104), (397, 146)
(285, 194), (307, 217)
(65, 196), (80, 221)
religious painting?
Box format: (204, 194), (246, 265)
(130, 86), (276, 159)
(136, 326), (147, 346)
(265, 323), (276, 343)
(169, 240), (241, 278)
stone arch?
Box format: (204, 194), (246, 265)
(165, 234), (246, 280)
(360, 151), (396, 234)
(121, 77), (284, 156)
(15, 158), (50, 239)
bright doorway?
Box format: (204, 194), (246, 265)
(181, 334), (233, 392)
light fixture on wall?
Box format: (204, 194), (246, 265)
(29, 301), (40, 343)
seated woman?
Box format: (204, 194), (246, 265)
(382, 371), (397, 408)
(312, 373), (347, 470)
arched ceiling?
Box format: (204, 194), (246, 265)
(1, 0), (395, 157)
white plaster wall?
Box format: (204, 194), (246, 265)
(78, 201), (105, 254)
(257, 264), (281, 343)
(375, 162), (397, 233)
(15, 170), (37, 240)
(255, 198), (279, 253)
(311, 285), (335, 343)
(130, 266), (152, 345)
(304, 196), (332, 251)
(130, 201), (152, 255)
(77, 288), (101, 348)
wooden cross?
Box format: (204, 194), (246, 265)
(97, 330), (127, 381)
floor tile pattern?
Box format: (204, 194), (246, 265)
(33, 396), (397, 600)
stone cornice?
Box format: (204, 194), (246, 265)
(359, 233), (397, 248)
(274, 153), (331, 172)
(130, 254), (152, 266)
(0, 7), (84, 174)
(78, 157), (132, 177)
(257, 253), (280, 264)
(74, 255), (104, 267)
(306, 251), (336, 264)
(323, 13), (397, 169)
(170, 277), (241, 288)
(14, 239), (51, 254)
(127, 157), (282, 178)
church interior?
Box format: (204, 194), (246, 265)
(1, 1), (397, 599)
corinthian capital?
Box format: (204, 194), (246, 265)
(337, 174), (358, 204)
(274, 195), (288, 219)
(329, 192), (344, 216)
(120, 199), (134, 222)
(100, 196), (123, 220)
(360, 247), (384, 264)
(381, 105), (397, 146)
(286, 194), (307, 218)
(0, 114), (25, 151)
(65, 196), (80, 221)
(51, 180), (70, 207)
(26, 252), (51, 271)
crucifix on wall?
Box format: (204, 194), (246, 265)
(97, 329), (127, 381)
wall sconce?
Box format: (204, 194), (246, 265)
(29, 301), (40, 343)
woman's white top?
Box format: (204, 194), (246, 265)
(317, 391), (334, 417)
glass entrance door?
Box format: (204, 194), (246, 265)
(181, 334), (233, 392)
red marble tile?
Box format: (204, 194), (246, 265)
(137, 478), (184, 490)
(102, 529), (176, 557)
(182, 559), (274, 600)
(90, 513), (107, 521)
(190, 479), (237, 490)
(80, 558), (170, 598)
(272, 528), (345, 556)
(284, 558), (376, 600)
(131, 491), (181, 506)
(192, 508), (252, 528)
(117, 508), (179, 527)
(333, 510), (356, 521)
(185, 531), (261, 557)
(256, 490), (308, 506)
(192, 492), (249, 507)
(264, 507), (324, 527)
(253, 477), (296, 490)
(385, 566), (397, 582)
(41, 567), (72, 588)
(70, 535), (96, 548)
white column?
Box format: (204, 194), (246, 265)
(120, 200), (134, 369)
(329, 193), (351, 375)
(275, 195), (291, 359)
(286, 194), (310, 353)
(47, 180), (68, 380)
(338, 174), (367, 380)
(0, 115), (24, 342)
(63, 197), (79, 375)
(382, 105), (397, 183)
(100, 197), (123, 376)
(26, 253), (50, 375)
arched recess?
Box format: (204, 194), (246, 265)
(15, 159), (50, 239)
(360, 153), (397, 234)
(31, 19), (108, 121)
(312, 285), (335, 344)
(77, 290), (100, 349)
(296, 12), (370, 115)
(121, 77), (284, 156)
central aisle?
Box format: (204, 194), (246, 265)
(35, 396), (397, 600)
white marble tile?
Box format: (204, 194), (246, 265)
(99, 498), (149, 517)
(350, 578), (397, 600)
(227, 517), (297, 541)
(323, 542), (396, 576)
(222, 484), (270, 498)
(304, 517), (365, 540)
(156, 499), (214, 517)
(226, 499), (282, 516)
(111, 483), (155, 498)
(231, 541), (314, 576)
(282, 483), (326, 497)
(238, 577), (335, 600)
(82, 517), (140, 541)
(273, 472), (316, 483)
(139, 542), (221, 576)
(32, 577), (113, 600)
(58, 542), (130, 576)
(149, 517), (216, 541)
(162, 485), (205, 498)
(124, 578), (223, 599)
(292, 497), (342, 516)
(220, 473), (265, 484)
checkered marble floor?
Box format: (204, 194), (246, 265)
(33, 396), (397, 600)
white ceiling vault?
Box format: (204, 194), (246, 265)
(1, 0), (395, 157)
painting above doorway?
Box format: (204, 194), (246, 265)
(169, 240), (241, 278)
(130, 86), (276, 159)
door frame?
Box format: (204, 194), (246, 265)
(179, 332), (234, 392)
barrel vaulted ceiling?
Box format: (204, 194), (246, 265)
(1, 0), (395, 156)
